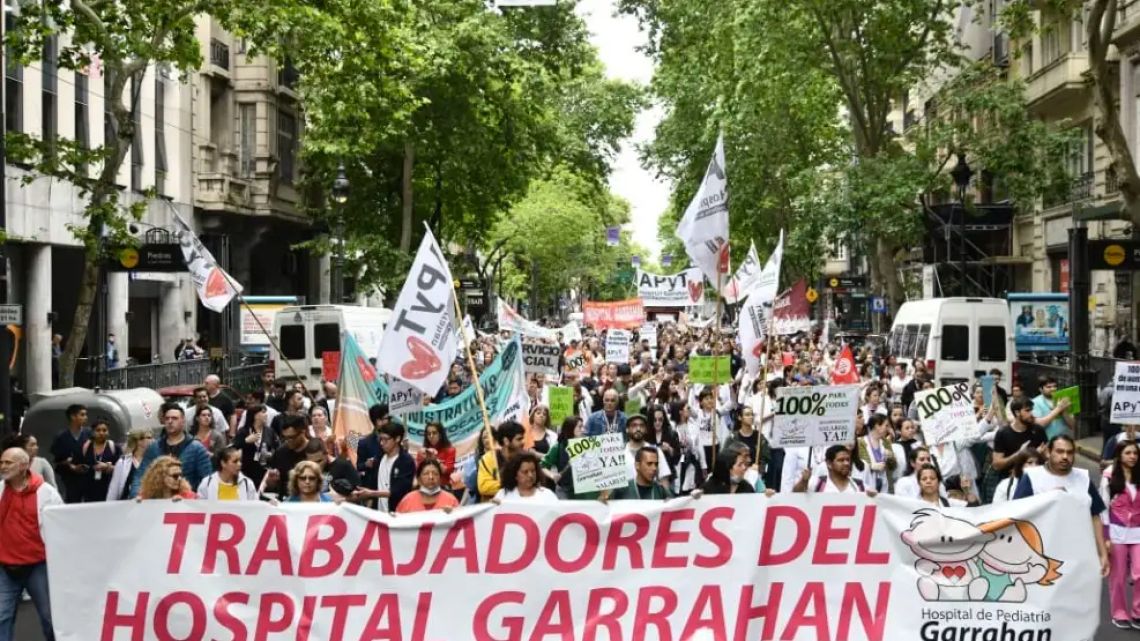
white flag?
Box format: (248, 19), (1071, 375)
(748, 230), (784, 305)
(497, 299), (557, 340)
(675, 135), (730, 288)
(723, 241), (761, 304)
(173, 213), (242, 313)
(739, 295), (770, 376)
(376, 227), (458, 396)
(461, 315), (477, 344)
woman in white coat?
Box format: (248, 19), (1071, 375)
(106, 427), (155, 501)
(197, 447), (260, 501)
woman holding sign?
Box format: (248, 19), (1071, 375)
(541, 417), (598, 500)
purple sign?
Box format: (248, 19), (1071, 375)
(631, 255), (641, 268)
(661, 253), (672, 267)
(606, 226), (620, 247)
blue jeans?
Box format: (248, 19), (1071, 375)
(0, 562), (53, 641)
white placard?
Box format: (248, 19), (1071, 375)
(771, 384), (861, 448)
(914, 382), (978, 444)
(0, 304), (22, 325)
(636, 268), (705, 307)
(1112, 361), (1140, 425)
(605, 329), (631, 363)
(568, 433), (631, 493)
(640, 323), (658, 348)
(388, 376), (425, 418)
(521, 340), (561, 377)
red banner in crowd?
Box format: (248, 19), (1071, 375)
(774, 278), (812, 335)
(583, 299), (646, 330)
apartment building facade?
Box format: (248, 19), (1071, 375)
(2, 15), (330, 396)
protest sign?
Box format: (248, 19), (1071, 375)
(773, 278), (812, 335)
(640, 323), (657, 348)
(605, 329), (631, 363)
(377, 227), (457, 395)
(583, 299), (645, 330)
(562, 349), (592, 376)
(1112, 361), (1140, 424)
(979, 375), (995, 407)
(568, 433), (632, 492)
(914, 382), (978, 444)
(625, 398), (643, 419)
(559, 320), (582, 343)
(46, 494), (1100, 641)
(388, 377), (424, 418)
(521, 340), (561, 377)
(771, 384), (860, 448)
(689, 355), (731, 384)
(322, 351), (340, 383)
(636, 268), (704, 307)
(497, 299), (557, 340)
(548, 386), (574, 424)
(1053, 385), (1080, 415)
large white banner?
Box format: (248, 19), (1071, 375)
(772, 384), (861, 448)
(675, 134), (730, 288)
(376, 227), (458, 396)
(636, 267), (705, 307)
(497, 299), (558, 340)
(1112, 361), (1140, 424)
(914, 382), (979, 445)
(45, 494), (1099, 641)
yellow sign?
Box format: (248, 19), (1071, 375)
(119, 248), (140, 269)
(829, 278), (839, 288)
(1104, 244), (1127, 267)
(806, 287), (819, 303)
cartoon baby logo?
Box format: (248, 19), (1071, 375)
(900, 508), (1062, 603)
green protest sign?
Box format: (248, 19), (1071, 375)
(689, 355), (731, 384)
(549, 386), (574, 424)
(1053, 386), (1080, 414)
(625, 398), (643, 419)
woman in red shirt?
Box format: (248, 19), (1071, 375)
(416, 421), (456, 488)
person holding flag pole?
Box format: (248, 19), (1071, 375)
(676, 133), (730, 465)
(738, 230), (784, 476)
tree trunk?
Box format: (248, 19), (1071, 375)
(877, 240), (906, 312)
(57, 69), (136, 388)
(399, 142), (415, 253)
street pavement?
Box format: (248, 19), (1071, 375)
(11, 450), (1132, 640)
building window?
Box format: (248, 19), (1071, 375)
(239, 103), (255, 178)
(155, 75), (167, 195)
(5, 10), (22, 133)
(41, 35), (57, 151)
(1041, 23), (1063, 67)
(277, 109), (296, 185)
(130, 77), (143, 192)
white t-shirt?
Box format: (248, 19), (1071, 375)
(809, 475), (864, 494)
(494, 487), (559, 504)
(625, 444), (672, 482)
(894, 473), (948, 499)
(780, 446), (827, 493)
(376, 453), (396, 512)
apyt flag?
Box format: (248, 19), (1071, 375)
(675, 134), (730, 287)
(749, 229), (784, 305)
(831, 344), (860, 384)
(722, 241), (761, 305)
(376, 226), (458, 396)
(737, 231), (785, 375)
(173, 213), (242, 312)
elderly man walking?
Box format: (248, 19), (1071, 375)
(0, 446), (63, 641)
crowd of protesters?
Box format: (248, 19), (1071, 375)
(0, 317), (1128, 639)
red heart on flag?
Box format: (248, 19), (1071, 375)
(751, 341), (764, 358)
(204, 268), (229, 299)
(717, 243), (731, 274)
(688, 280), (704, 303)
(356, 356), (376, 382)
(400, 336), (442, 381)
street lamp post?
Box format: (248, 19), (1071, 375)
(331, 163), (350, 303)
(950, 153), (974, 296)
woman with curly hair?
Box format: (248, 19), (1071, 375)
(286, 460), (334, 503)
(136, 455), (195, 501)
(493, 451), (557, 504)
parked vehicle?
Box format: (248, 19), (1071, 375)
(888, 297), (1014, 386)
(270, 305), (392, 389)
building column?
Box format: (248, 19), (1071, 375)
(106, 272), (129, 365)
(159, 279), (184, 362)
(317, 252), (331, 304)
(25, 244), (52, 395)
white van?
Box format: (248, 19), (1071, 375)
(888, 298), (1014, 387)
(270, 305), (392, 389)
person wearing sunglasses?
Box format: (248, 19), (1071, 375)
(135, 456), (195, 501)
(285, 461), (334, 503)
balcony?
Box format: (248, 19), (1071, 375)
(1024, 51), (1089, 116)
(277, 60), (300, 92)
(1043, 171), (1094, 210)
(1117, 0), (1140, 49)
(210, 39), (230, 70)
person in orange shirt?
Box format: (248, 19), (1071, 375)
(396, 460), (458, 513)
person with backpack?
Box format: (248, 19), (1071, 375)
(793, 444), (876, 495)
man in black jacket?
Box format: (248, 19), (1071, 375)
(354, 421), (415, 512)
